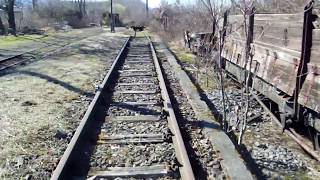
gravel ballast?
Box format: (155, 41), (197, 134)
(0, 30), (129, 179)
(154, 39), (234, 179)
(167, 39), (320, 179)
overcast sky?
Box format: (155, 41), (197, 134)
(148, 0), (194, 8)
(148, 0), (170, 8)
(148, 0), (162, 8)
(72, 0), (194, 8)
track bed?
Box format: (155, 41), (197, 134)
(51, 37), (194, 180)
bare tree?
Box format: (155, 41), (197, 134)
(159, 1), (171, 31)
(199, 0), (229, 130)
(229, 0), (255, 144)
(76, 0), (86, 18)
(199, 0), (225, 35)
(197, 0), (257, 144)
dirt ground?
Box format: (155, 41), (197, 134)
(0, 28), (131, 179)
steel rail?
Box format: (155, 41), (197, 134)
(147, 35), (195, 180)
(52, 35), (194, 180)
(0, 37), (75, 63)
(50, 37), (131, 180)
(0, 33), (98, 71)
(253, 93), (320, 162)
(0, 43), (73, 71)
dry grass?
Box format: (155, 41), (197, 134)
(0, 29), (129, 179)
(0, 35), (47, 48)
(167, 40), (234, 91)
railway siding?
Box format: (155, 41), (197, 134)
(153, 36), (254, 180)
(0, 31), (128, 179)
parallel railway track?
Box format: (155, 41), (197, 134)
(51, 36), (195, 180)
(0, 28), (103, 71)
(252, 93), (320, 161)
(225, 69), (320, 161)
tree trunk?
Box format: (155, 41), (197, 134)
(83, 0), (86, 16)
(78, 0), (83, 18)
(0, 16), (6, 35)
(32, 0), (37, 10)
(7, 0), (16, 36)
(238, 8), (255, 145)
(77, 0), (86, 18)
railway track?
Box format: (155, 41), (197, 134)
(252, 93), (320, 161)
(51, 36), (195, 180)
(222, 70), (320, 161)
(0, 28), (102, 71)
(0, 47), (59, 71)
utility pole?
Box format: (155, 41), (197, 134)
(146, 0), (149, 18)
(110, 0), (115, 32)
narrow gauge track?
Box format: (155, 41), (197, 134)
(252, 93), (320, 161)
(225, 72), (320, 161)
(0, 29), (102, 71)
(51, 36), (195, 180)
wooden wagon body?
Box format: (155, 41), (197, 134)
(220, 1), (320, 132)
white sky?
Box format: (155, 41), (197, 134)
(73, 0), (194, 8)
(148, 0), (167, 8)
(148, 0), (161, 8)
(148, 0), (194, 8)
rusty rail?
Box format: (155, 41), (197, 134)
(50, 37), (131, 180)
(148, 35), (195, 180)
(253, 93), (320, 162)
(0, 33), (98, 71)
(51, 35), (195, 179)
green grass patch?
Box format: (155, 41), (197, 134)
(168, 41), (196, 64)
(284, 172), (311, 180)
(84, 55), (99, 61)
(176, 51), (195, 63)
(0, 34), (46, 48)
(135, 31), (146, 38)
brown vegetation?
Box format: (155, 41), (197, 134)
(0, 0), (147, 35)
(150, 0), (310, 41)
(150, 0), (313, 145)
